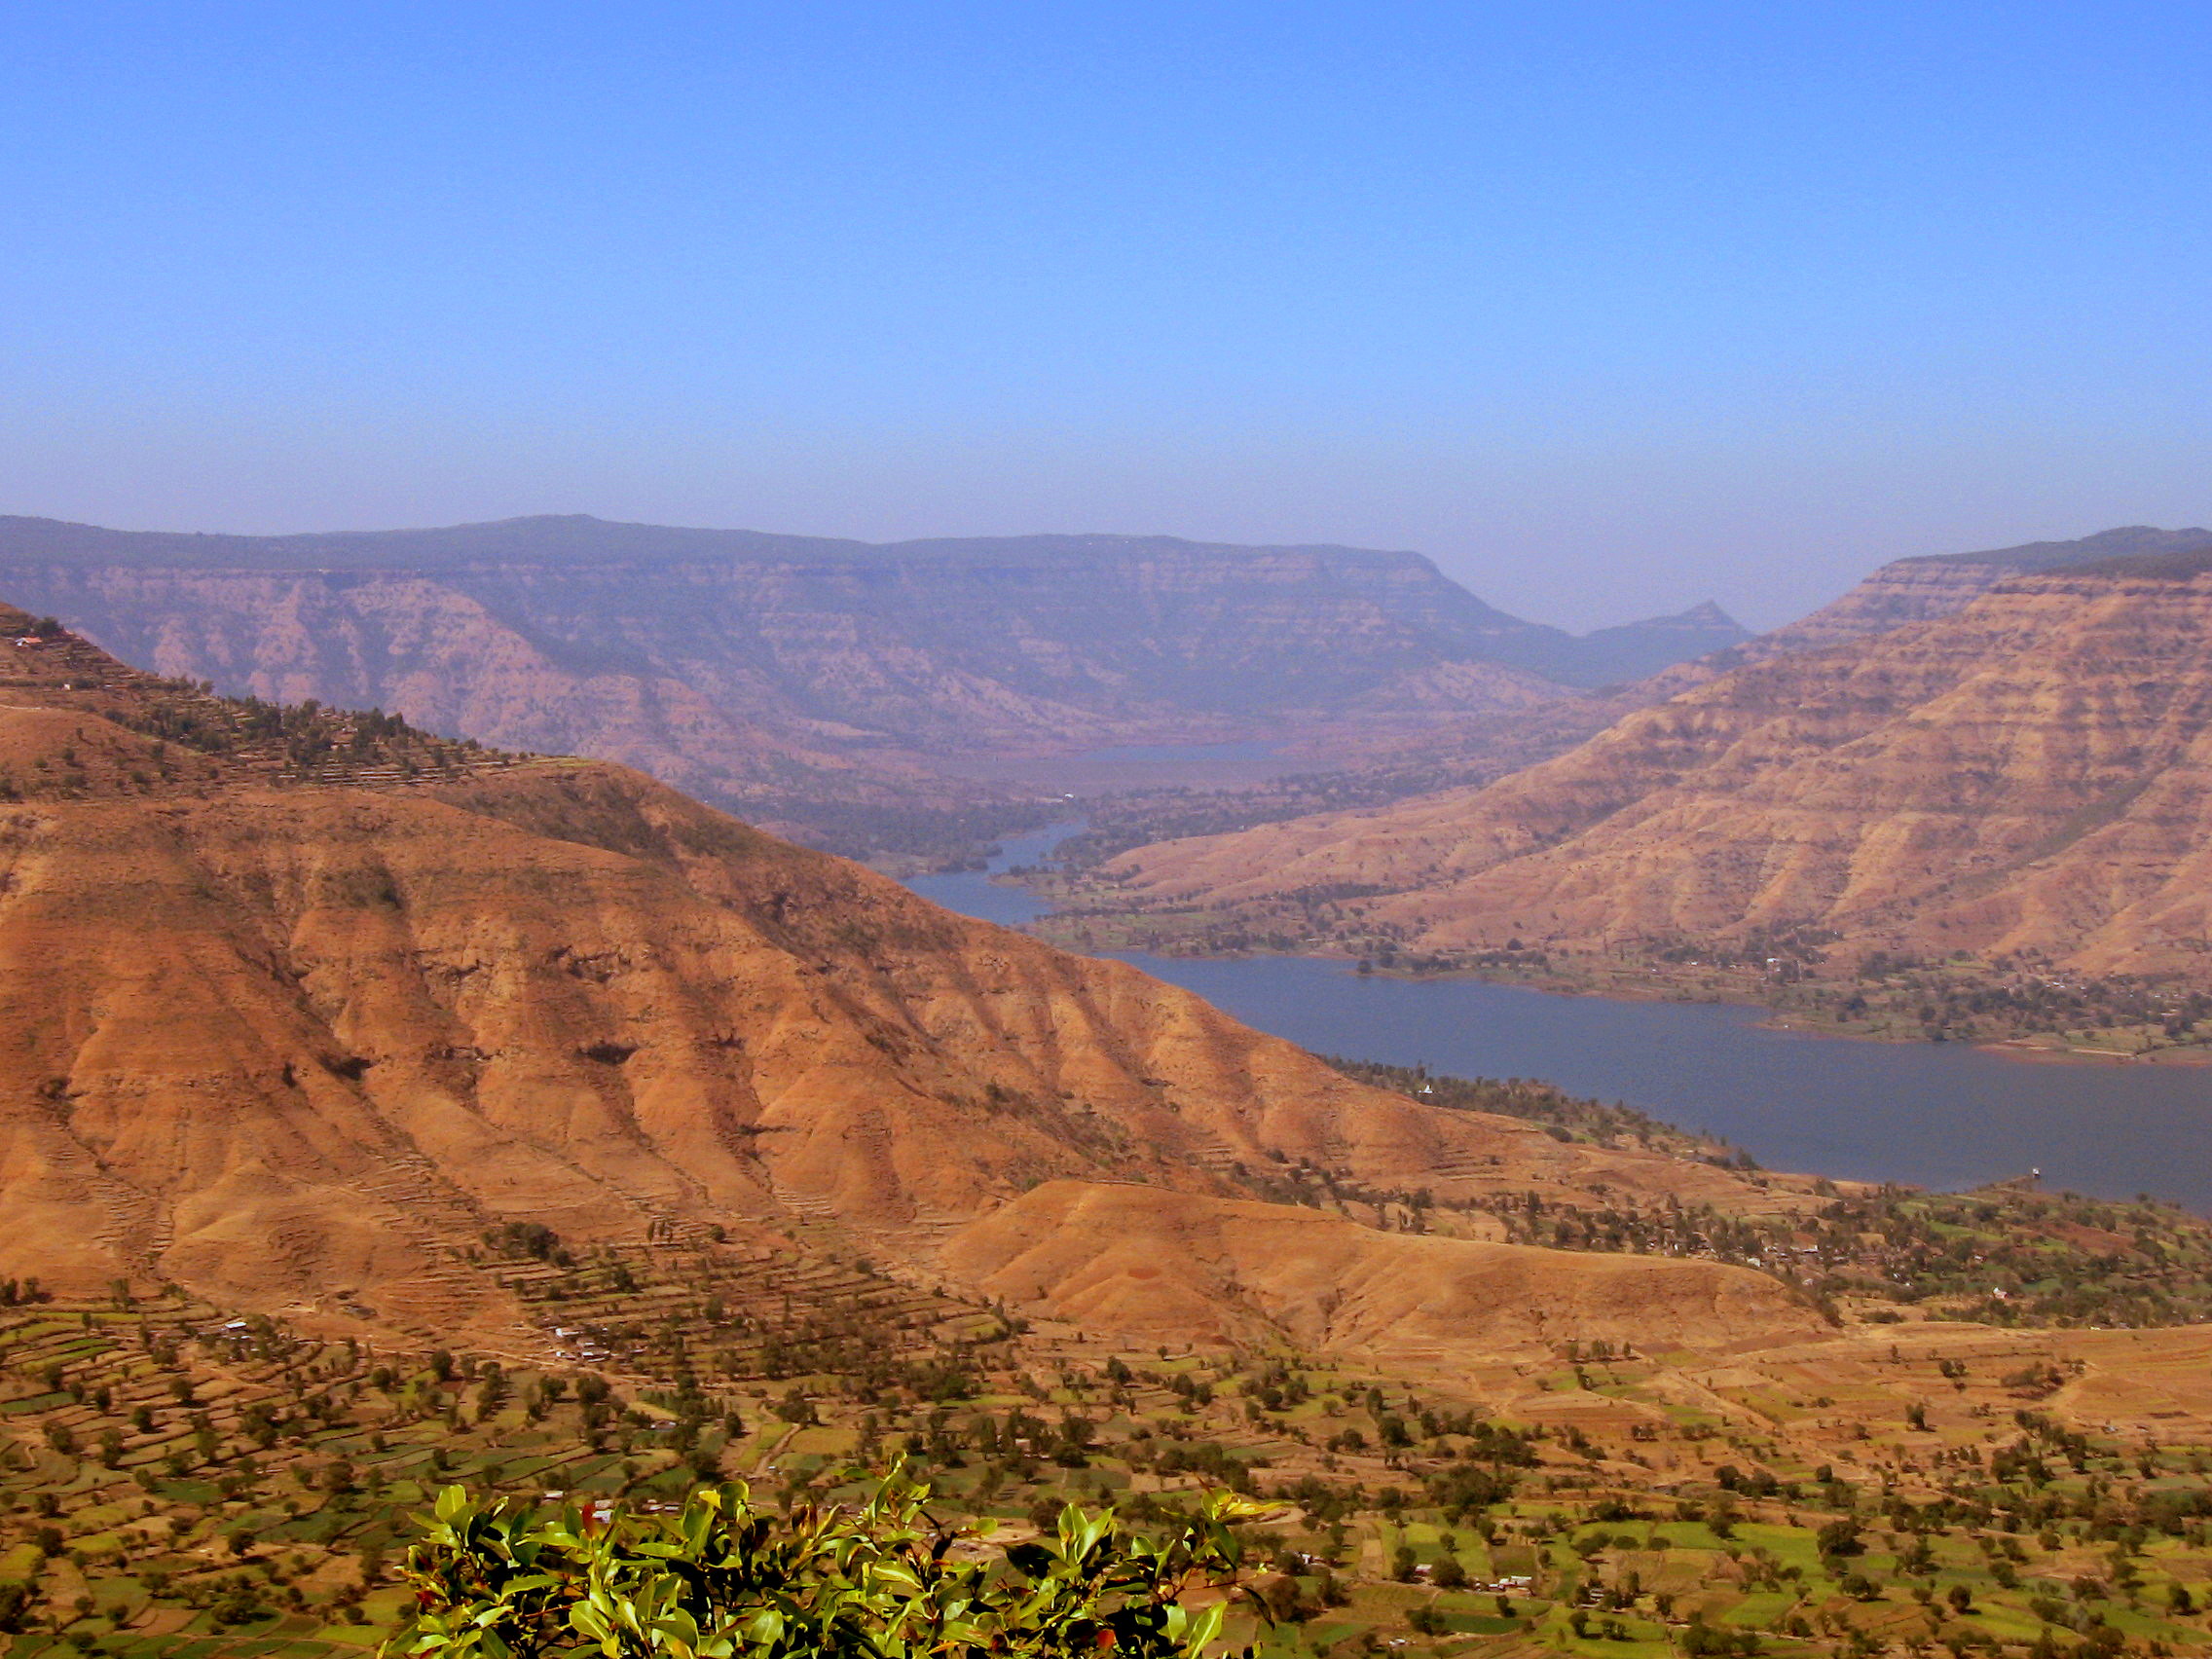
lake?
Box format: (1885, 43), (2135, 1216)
(906, 824), (2212, 1212)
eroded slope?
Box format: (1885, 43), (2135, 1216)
(0, 607), (1813, 1359)
(1097, 557), (2212, 991)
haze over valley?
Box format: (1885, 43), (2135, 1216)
(0, 512), (1748, 859)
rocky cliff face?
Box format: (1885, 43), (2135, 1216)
(0, 563), (962, 834)
(0, 517), (1753, 849)
(1101, 552), (2212, 988)
(0, 516), (1565, 748)
(1634, 525), (2212, 702)
(0, 606), (1810, 1357)
(1064, 528), (2212, 862)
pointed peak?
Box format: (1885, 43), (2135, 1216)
(1592, 600), (1749, 636)
(1675, 599), (1741, 626)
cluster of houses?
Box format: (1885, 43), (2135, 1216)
(548, 1325), (617, 1365)
(1283, 1552), (1531, 1596)
(1421, 1568), (1532, 1593)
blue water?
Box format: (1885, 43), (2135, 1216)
(906, 825), (2212, 1212)
(905, 823), (1075, 927)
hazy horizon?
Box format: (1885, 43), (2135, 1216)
(6, 4), (2209, 630)
(14, 503), (2210, 639)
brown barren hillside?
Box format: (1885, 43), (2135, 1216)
(1093, 553), (2212, 1001)
(0, 606), (1815, 1361)
(941, 1181), (1823, 1360)
(1040, 525), (2212, 885)
(1641, 523), (2212, 701)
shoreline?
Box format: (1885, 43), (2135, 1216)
(938, 871), (2212, 1215)
(1015, 880), (2212, 1069)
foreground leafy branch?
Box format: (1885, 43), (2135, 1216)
(385, 1469), (1260, 1659)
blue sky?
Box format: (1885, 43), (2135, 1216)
(3, 3), (2208, 627)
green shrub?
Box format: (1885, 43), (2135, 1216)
(386, 1468), (1256, 1659)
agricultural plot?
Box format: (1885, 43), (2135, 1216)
(6, 1248), (2212, 1659)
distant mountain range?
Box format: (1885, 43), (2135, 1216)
(0, 512), (1745, 692)
(0, 516), (1743, 852)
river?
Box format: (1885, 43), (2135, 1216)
(905, 824), (2212, 1212)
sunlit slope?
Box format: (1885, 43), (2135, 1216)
(0, 605), (1813, 1359)
(1105, 552), (2212, 980)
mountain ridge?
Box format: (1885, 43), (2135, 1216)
(1083, 546), (2212, 1046)
(0, 600), (1823, 1361)
(1028, 525), (2212, 878)
(0, 514), (1747, 857)
(0, 511), (1744, 686)
(1634, 524), (2212, 698)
